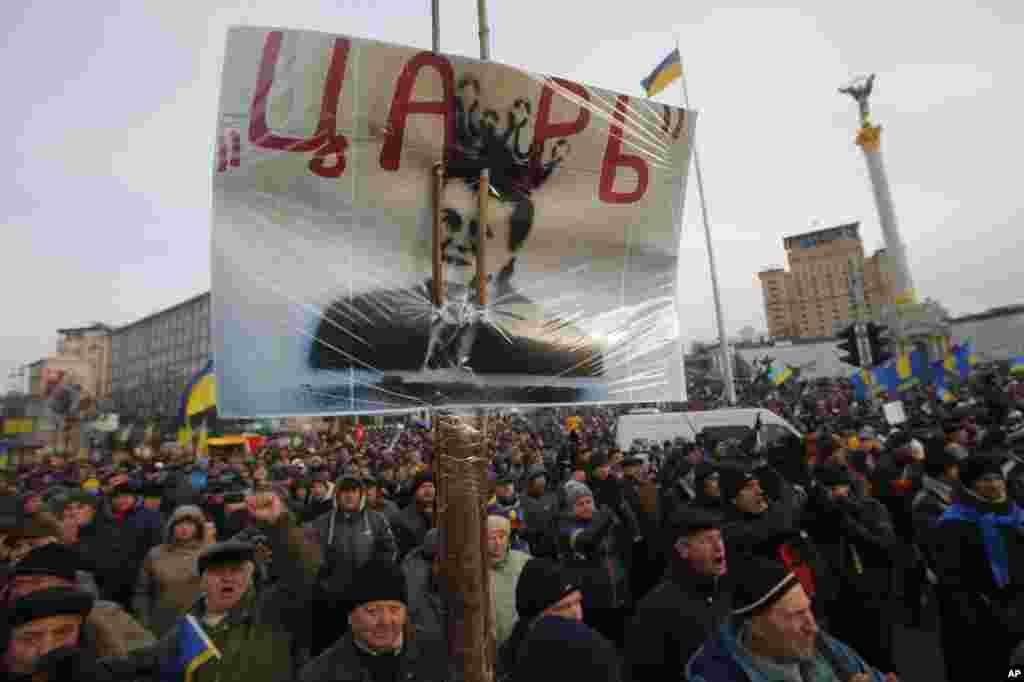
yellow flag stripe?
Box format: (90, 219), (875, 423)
(644, 61), (683, 97)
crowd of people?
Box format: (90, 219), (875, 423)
(4, 369), (1024, 681)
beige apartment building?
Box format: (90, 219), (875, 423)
(27, 324), (114, 401)
(758, 223), (896, 339)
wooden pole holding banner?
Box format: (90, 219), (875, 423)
(433, 162), (446, 306)
(436, 11), (496, 682)
(437, 414), (494, 682)
(477, 169), (489, 306)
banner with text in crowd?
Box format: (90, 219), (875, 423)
(212, 26), (695, 416)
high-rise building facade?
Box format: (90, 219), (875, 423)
(110, 293), (211, 420)
(55, 324), (114, 400)
(758, 223), (896, 339)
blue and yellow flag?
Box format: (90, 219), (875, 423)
(1011, 357), (1024, 377)
(180, 361), (216, 422)
(161, 615), (221, 682)
(641, 48), (682, 97)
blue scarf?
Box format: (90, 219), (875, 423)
(939, 502), (1024, 588)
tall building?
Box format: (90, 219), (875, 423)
(110, 293), (211, 421)
(55, 324), (114, 400)
(758, 223), (896, 339)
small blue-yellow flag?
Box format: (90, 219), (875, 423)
(641, 48), (682, 97)
(161, 614), (221, 682)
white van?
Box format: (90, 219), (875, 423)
(616, 408), (802, 452)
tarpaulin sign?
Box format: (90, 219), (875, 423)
(212, 27), (695, 416)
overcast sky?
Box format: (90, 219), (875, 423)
(3, 0), (1022, 391)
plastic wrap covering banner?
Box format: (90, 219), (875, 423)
(212, 26), (696, 417)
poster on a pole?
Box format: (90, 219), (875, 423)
(212, 26), (696, 417)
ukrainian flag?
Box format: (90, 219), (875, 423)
(1011, 357), (1024, 377)
(180, 361), (217, 421)
(161, 615), (221, 682)
(641, 48), (682, 97)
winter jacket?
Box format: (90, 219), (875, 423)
(930, 489), (1024, 681)
(519, 491), (559, 559)
(301, 488), (335, 523)
(490, 549), (531, 645)
(910, 475), (955, 573)
(74, 499), (163, 606)
(98, 512), (318, 682)
(722, 498), (830, 615)
(802, 489), (898, 601)
(298, 628), (452, 682)
(391, 503), (433, 560)
(403, 548), (445, 639)
(559, 508), (629, 611)
(626, 555), (731, 682)
(305, 503), (398, 597)
(132, 505), (212, 636)
(685, 620), (885, 682)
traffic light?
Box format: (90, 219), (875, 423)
(866, 323), (893, 367)
(837, 324), (862, 367)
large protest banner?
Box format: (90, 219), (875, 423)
(212, 26), (695, 417)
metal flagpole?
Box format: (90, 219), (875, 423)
(675, 41), (736, 404)
(432, 0), (440, 53)
(477, 0), (491, 61)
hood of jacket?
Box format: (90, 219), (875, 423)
(164, 505), (206, 545)
(686, 619), (882, 682)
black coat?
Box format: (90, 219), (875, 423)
(625, 556), (731, 682)
(930, 490), (1024, 682)
(74, 504), (162, 607)
(391, 503), (433, 561)
(721, 496), (832, 617)
(298, 629), (452, 682)
(802, 488), (899, 600)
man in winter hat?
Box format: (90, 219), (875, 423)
(804, 464), (899, 671)
(519, 467), (558, 559)
(558, 480), (629, 648)
(1, 587), (106, 681)
(626, 506), (730, 682)
(305, 474), (397, 656)
(686, 556), (896, 682)
(298, 558), (449, 682)
(132, 504), (213, 636)
(4, 543), (154, 660)
(931, 453), (1024, 681)
(717, 460), (825, 620)
(487, 514), (530, 646)
(391, 472), (435, 560)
